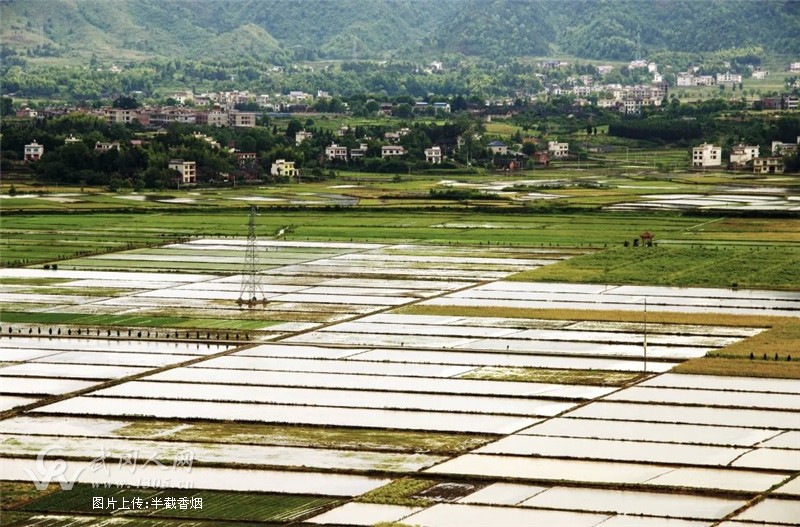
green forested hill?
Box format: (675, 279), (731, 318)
(1, 0), (799, 64)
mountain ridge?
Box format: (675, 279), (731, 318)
(2, 0), (799, 64)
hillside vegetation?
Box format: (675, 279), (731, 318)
(2, 0), (799, 64)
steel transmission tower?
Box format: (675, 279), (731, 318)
(238, 206), (267, 307)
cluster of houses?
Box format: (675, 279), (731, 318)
(102, 106), (258, 128)
(691, 137), (800, 173)
(677, 70), (744, 87)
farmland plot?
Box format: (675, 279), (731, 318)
(1, 240), (798, 525)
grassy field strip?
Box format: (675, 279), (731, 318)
(0, 415), (493, 455)
(0, 433), (448, 473)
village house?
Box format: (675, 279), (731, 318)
(16, 107), (38, 118)
(716, 72), (743, 84)
(24, 140), (44, 161)
(195, 110), (228, 127)
(295, 130), (313, 145)
(192, 132), (220, 149)
(325, 143), (348, 161)
(103, 107), (138, 125)
(729, 144), (759, 166)
(424, 146), (443, 164)
(691, 143), (722, 168)
(772, 137), (800, 156)
(94, 141), (121, 152)
(168, 159), (197, 184)
(349, 143), (369, 160)
(753, 157), (785, 174)
(488, 141), (508, 155)
(547, 141), (570, 158)
(270, 159), (297, 178)
(64, 134), (80, 145)
(228, 110), (256, 127)
(381, 145), (406, 158)
(235, 152), (257, 166)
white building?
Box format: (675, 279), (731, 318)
(789, 62), (800, 73)
(772, 137), (800, 156)
(325, 143), (348, 161)
(350, 143), (368, 160)
(94, 141), (121, 152)
(270, 159), (297, 178)
(691, 144), (722, 168)
(381, 145), (406, 158)
(716, 72), (743, 84)
(64, 134), (80, 145)
(573, 86), (592, 97)
(168, 159), (197, 183)
(677, 72), (695, 87)
(295, 130), (313, 145)
(547, 141), (569, 158)
(24, 140), (44, 161)
(424, 146), (442, 164)
(752, 70), (769, 80)
(729, 144), (759, 166)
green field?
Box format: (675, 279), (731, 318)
(509, 245), (800, 290)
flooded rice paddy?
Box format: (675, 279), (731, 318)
(1, 239), (798, 525)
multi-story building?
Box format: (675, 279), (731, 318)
(547, 141), (569, 158)
(729, 144), (759, 166)
(381, 145), (406, 158)
(716, 72), (743, 84)
(325, 143), (348, 161)
(691, 143), (722, 168)
(196, 111), (228, 127)
(424, 146), (443, 164)
(24, 140), (44, 161)
(772, 137), (800, 156)
(103, 108), (138, 125)
(168, 159), (197, 184)
(295, 130), (313, 145)
(270, 159), (297, 178)
(350, 143), (369, 160)
(753, 157), (784, 174)
(228, 110), (256, 127)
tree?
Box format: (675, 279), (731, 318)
(112, 96), (139, 109)
(393, 103), (413, 119)
(0, 97), (14, 117)
(285, 119), (303, 139)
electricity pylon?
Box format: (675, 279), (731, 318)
(237, 205), (267, 307)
